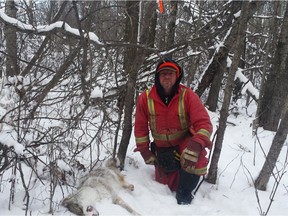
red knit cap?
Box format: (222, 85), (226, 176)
(157, 62), (180, 78)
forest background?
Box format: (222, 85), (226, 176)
(0, 0), (287, 215)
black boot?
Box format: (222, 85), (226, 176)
(176, 169), (200, 205)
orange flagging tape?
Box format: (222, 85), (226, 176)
(158, 0), (164, 14)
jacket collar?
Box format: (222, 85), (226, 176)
(148, 85), (183, 105)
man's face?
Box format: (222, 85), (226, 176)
(158, 70), (177, 94)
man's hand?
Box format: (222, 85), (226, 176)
(141, 150), (157, 165)
(180, 140), (202, 174)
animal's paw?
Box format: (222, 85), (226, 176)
(127, 184), (134, 191)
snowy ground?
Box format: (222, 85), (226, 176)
(0, 102), (287, 216)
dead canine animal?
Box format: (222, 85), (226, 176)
(61, 158), (140, 216)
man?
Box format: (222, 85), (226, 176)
(134, 58), (213, 205)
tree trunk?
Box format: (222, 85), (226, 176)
(206, 1), (253, 184)
(195, 2), (242, 98)
(257, 1), (288, 132)
(186, 55), (200, 88)
(117, 1), (158, 168)
(5, 0), (19, 77)
(254, 1), (280, 135)
(205, 53), (227, 112)
(117, 1), (140, 168)
(255, 102), (288, 190)
(166, 1), (178, 56)
(139, 1), (157, 49)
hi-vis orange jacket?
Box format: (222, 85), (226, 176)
(134, 84), (213, 152)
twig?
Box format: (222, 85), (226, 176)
(18, 162), (30, 216)
(242, 164), (264, 215)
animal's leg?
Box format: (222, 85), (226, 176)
(112, 195), (141, 216)
(117, 173), (134, 191)
(107, 158), (135, 191)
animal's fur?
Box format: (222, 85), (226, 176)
(61, 158), (140, 216)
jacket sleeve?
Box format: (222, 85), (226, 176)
(134, 91), (150, 152)
(185, 88), (213, 148)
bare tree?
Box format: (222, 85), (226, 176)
(117, 1), (141, 168)
(4, 0), (19, 77)
(206, 1), (259, 184)
(165, 1), (178, 57)
(254, 1), (281, 135)
(255, 100), (288, 191)
(117, 0), (158, 168)
(257, 1), (288, 131)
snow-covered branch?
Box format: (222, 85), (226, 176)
(0, 9), (103, 46)
(235, 68), (259, 101)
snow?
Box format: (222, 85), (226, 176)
(0, 101), (287, 216)
(235, 69), (259, 100)
(234, 11), (241, 19)
(0, 4), (287, 216)
(0, 132), (24, 155)
(91, 87), (103, 99)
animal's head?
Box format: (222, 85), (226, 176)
(61, 194), (99, 216)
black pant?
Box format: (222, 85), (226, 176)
(178, 169), (200, 193)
